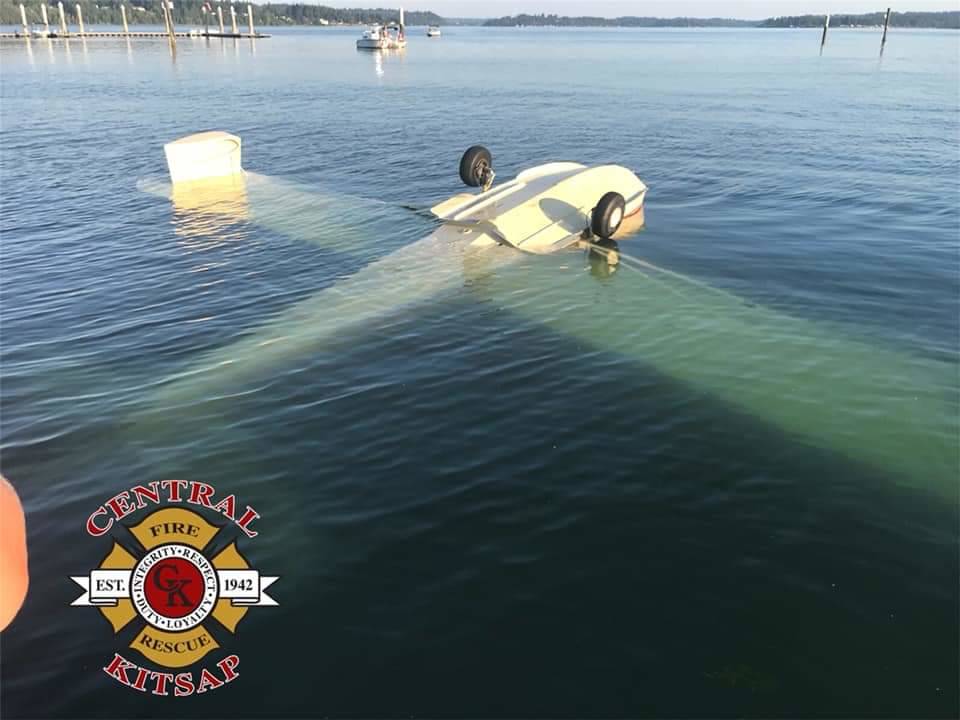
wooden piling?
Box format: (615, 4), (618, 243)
(247, 4), (254, 36)
(162, 0), (177, 51)
(121, 4), (129, 34)
(217, 4), (224, 33)
(230, 5), (238, 35)
(820, 14), (830, 54)
(19, 3), (28, 34)
(75, 3), (84, 34)
(880, 7), (891, 56)
(57, 2), (67, 35)
(40, 3), (49, 35)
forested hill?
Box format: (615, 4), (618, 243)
(255, 3), (442, 25)
(484, 10), (959, 28)
(0, 1), (442, 26)
(760, 11), (959, 28)
(483, 14), (756, 27)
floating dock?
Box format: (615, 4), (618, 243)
(0, 31), (269, 39)
(1, 2), (270, 42)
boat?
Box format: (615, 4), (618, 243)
(427, 25), (441, 37)
(356, 7), (406, 50)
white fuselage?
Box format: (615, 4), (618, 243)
(431, 163), (648, 254)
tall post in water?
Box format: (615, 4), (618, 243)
(247, 3), (254, 37)
(120, 4), (129, 34)
(57, 1), (68, 35)
(19, 3), (29, 35)
(163, 0), (177, 51)
(40, 3), (50, 35)
(217, 4), (224, 33)
(880, 7), (891, 56)
(230, 5), (238, 35)
(819, 14), (830, 55)
(75, 3), (84, 35)
(203, 6), (209, 36)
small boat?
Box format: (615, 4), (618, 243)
(426, 25), (441, 37)
(356, 25), (387, 49)
(356, 7), (407, 50)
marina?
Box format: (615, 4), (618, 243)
(0, 1), (270, 40)
(0, 30), (269, 38)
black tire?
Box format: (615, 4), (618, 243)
(459, 145), (493, 188)
(591, 192), (626, 240)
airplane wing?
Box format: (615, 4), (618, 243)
(138, 171), (434, 260)
(139, 220), (519, 415)
(135, 171), (957, 502)
(475, 247), (957, 499)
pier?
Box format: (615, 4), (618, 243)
(0, 2), (270, 40)
(0, 30), (270, 39)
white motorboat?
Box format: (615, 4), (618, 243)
(356, 7), (407, 50)
(426, 25), (441, 37)
(356, 25), (388, 49)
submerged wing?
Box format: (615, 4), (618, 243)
(139, 224), (519, 415)
(477, 249), (957, 499)
(136, 171), (520, 414)
(138, 171), (956, 501)
(138, 171), (431, 260)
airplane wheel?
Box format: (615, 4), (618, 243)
(460, 145), (493, 188)
(591, 192), (626, 239)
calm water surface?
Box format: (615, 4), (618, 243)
(1, 26), (958, 718)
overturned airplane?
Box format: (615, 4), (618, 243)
(135, 132), (957, 502)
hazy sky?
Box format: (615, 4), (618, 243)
(334, 1), (959, 19)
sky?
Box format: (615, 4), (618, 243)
(331, 1), (960, 20)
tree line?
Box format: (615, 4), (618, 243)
(759, 11), (959, 28)
(484, 10), (959, 29)
(483, 14), (755, 27)
(0, 1), (442, 27)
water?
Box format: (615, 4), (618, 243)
(1, 26), (958, 717)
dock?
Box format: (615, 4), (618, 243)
(1, 2), (270, 43)
(0, 31), (270, 39)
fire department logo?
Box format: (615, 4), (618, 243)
(70, 484), (278, 696)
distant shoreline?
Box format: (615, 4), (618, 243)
(1, 2), (956, 31)
(482, 11), (959, 29)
